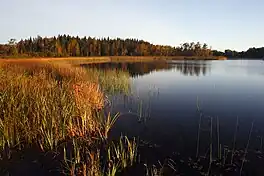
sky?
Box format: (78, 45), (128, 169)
(0, 0), (263, 51)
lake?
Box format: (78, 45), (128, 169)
(82, 60), (264, 163)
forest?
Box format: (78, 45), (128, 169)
(0, 35), (212, 58)
(0, 35), (263, 58)
(213, 48), (264, 59)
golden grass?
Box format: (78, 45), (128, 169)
(0, 60), (137, 175)
(0, 61), (105, 149)
(0, 55), (227, 64)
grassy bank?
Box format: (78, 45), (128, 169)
(0, 55), (227, 63)
(0, 60), (136, 175)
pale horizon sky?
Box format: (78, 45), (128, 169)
(0, 0), (263, 51)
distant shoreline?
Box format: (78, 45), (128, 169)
(227, 58), (264, 60)
(0, 56), (227, 62)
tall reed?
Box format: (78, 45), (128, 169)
(0, 61), (136, 175)
(196, 96), (202, 158)
(231, 116), (239, 165)
(206, 116), (213, 176)
(240, 121), (254, 176)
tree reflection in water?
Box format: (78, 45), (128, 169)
(81, 60), (211, 77)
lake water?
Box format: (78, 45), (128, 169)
(83, 60), (264, 162)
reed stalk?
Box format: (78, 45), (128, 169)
(231, 116), (239, 165)
(240, 120), (254, 176)
(207, 116), (213, 176)
(217, 116), (220, 160)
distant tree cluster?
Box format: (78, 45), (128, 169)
(213, 48), (264, 59)
(224, 48), (264, 58)
(0, 35), (213, 58)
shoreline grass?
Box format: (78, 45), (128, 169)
(0, 60), (137, 175)
(0, 55), (227, 62)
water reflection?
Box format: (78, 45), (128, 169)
(83, 60), (264, 171)
(81, 60), (211, 77)
(171, 60), (211, 76)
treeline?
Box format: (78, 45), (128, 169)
(0, 35), (212, 58)
(1, 35), (262, 58)
(213, 48), (264, 59)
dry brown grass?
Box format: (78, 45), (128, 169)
(0, 59), (138, 175)
(0, 55), (227, 64)
(0, 61), (105, 149)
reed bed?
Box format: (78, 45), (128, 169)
(0, 61), (137, 175)
(85, 68), (131, 95)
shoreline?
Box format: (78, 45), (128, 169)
(0, 56), (227, 63)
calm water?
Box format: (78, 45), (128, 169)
(83, 60), (264, 160)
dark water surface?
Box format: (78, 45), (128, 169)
(83, 60), (264, 161)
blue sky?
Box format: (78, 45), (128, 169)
(1, 0), (263, 51)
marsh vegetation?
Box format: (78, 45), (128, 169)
(0, 60), (137, 175)
(1, 60), (264, 176)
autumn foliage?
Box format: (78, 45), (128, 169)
(0, 35), (213, 58)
